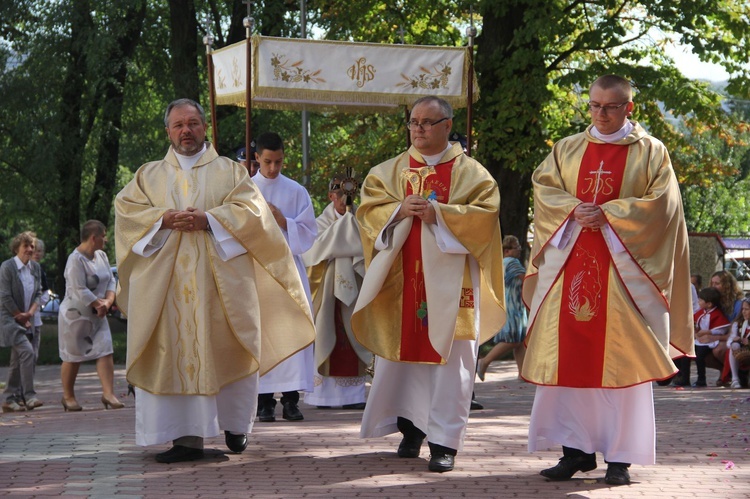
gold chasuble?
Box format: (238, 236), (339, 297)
(352, 143), (506, 364)
(115, 144), (315, 396)
(522, 123), (694, 388)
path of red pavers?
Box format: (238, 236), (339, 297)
(1, 362), (748, 498)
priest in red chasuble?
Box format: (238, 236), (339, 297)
(352, 96), (506, 473)
(522, 75), (694, 486)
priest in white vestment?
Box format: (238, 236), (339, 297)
(115, 99), (314, 463)
(522, 76), (694, 485)
(303, 175), (371, 409)
(352, 96), (506, 473)
(252, 132), (318, 423)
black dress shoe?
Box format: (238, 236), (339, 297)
(428, 453), (455, 472)
(692, 379), (707, 387)
(282, 402), (304, 421)
(671, 376), (690, 386)
(397, 435), (424, 458)
(155, 445), (204, 463)
(342, 402), (366, 410)
(258, 405), (276, 422)
(540, 455), (597, 480)
(656, 374), (676, 386)
(224, 431), (248, 453)
(604, 463), (631, 485)
(470, 399), (484, 410)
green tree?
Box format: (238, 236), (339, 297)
(0, 0), (146, 291)
(308, 0), (750, 240)
(475, 0), (750, 243)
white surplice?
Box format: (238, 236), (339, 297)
(253, 173), (317, 394)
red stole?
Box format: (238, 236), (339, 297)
(328, 299), (360, 376)
(557, 143), (628, 387)
(399, 156), (455, 362)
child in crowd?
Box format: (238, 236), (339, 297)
(692, 287), (731, 387)
(726, 298), (750, 389)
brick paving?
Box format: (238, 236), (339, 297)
(1, 362), (748, 498)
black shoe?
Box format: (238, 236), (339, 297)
(258, 404), (276, 422)
(470, 399), (484, 410)
(428, 453), (455, 472)
(604, 464), (631, 485)
(282, 401), (304, 421)
(155, 445), (204, 464)
(692, 379), (707, 387)
(342, 402), (366, 410)
(656, 374), (675, 386)
(540, 455), (597, 480)
(397, 435), (424, 458)
(671, 376), (690, 387)
(224, 431), (248, 453)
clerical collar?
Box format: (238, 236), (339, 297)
(419, 144), (452, 166)
(174, 144), (207, 170)
(591, 121), (633, 143)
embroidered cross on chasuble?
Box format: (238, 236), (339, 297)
(557, 143), (629, 386)
(398, 156), (475, 363)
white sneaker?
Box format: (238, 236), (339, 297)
(730, 380), (741, 389)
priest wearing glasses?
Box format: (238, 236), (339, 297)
(522, 75), (693, 485)
(352, 95), (506, 473)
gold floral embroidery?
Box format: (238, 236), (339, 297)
(396, 63), (452, 89)
(271, 53), (326, 83)
(335, 273), (354, 291)
(216, 57), (243, 89)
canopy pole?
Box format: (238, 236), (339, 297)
(300, 0), (310, 187)
(404, 106), (411, 149)
(243, 1), (255, 164)
(465, 9), (477, 157)
(203, 19), (218, 149)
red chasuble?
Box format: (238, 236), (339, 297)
(399, 156), (458, 363)
(328, 299), (360, 376)
(557, 143), (628, 386)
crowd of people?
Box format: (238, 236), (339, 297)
(2, 78), (749, 486)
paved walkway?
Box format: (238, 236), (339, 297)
(1, 362), (748, 498)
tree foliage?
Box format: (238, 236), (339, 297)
(474, 0), (750, 242)
(0, 0), (749, 290)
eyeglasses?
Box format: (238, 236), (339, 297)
(406, 117), (450, 131)
(588, 102), (630, 114)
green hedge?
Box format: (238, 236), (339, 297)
(0, 327), (127, 366)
